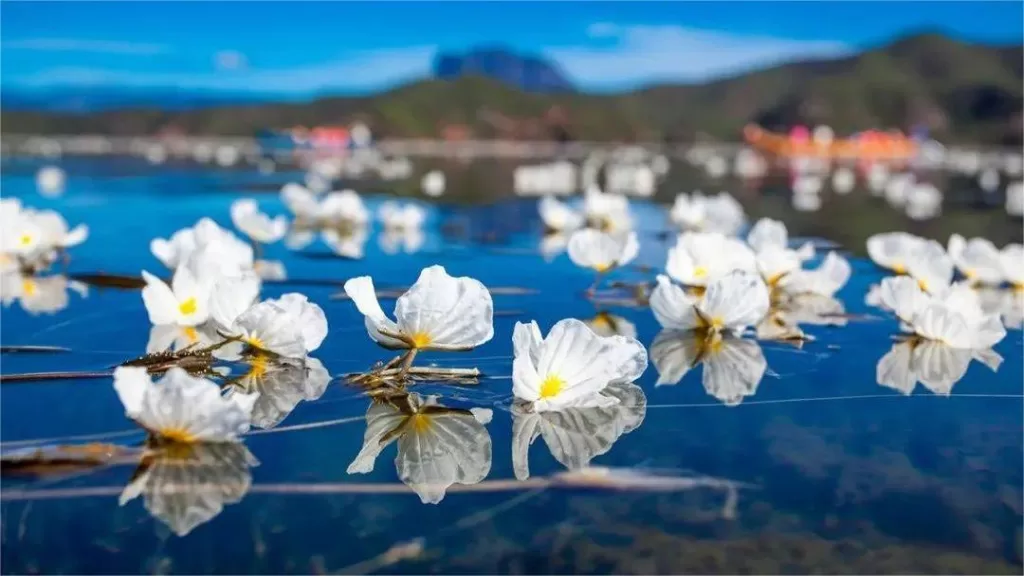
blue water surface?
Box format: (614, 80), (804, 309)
(1, 157), (1022, 574)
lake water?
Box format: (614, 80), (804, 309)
(1, 156), (1022, 574)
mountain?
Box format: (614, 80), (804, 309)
(2, 33), (1021, 144)
(433, 47), (575, 93)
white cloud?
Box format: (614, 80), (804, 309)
(13, 46), (436, 93)
(547, 24), (852, 89)
(2, 38), (171, 55)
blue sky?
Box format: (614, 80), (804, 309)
(2, 1), (1021, 95)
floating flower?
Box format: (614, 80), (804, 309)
(754, 245), (803, 288)
(670, 191), (745, 235)
(146, 323), (219, 354)
(583, 186), (632, 232)
(747, 218), (814, 261)
(511, 319), (647, 412)
(1000, 243), (1023, 289)
(344, 265), (494, 351)
(512, 381), (645, 480)
(566, 229), (639, 273)
(539, 196), (584, 232)
(649, 329), (767, 406)
(36, 166), (66, 197)
(866, 232), (925, 274)
(777, 252), (852, 298)
(664, 231), (756, 287)
(348, 393), (492, 504)
(225, 293), (328, 359)
(119, 442), (257, 537)
(947, 234), (1003, 286)
(141, 267), (213, 327)
(878, 276), (1006, 349)
(230, 199), (287, 245)
(112, 367), (259, 443)
(379, 226), (425, 255)
(650, 271), (770, 335)
(151, 218), (253, 275)
(322, 225), (370, 259)
(0, 203), (88, 271)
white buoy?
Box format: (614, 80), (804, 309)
(422, 170), (446, 197)
(36, 166), (66, 198)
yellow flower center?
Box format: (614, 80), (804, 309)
(766, 272), (785, 287)
(917, 279), (929, 293)
(19, 234), (32, 247)
(410, 332), (432, 348)
(892, 263), (906, 274)
(594, 263), (613, 273)
(22, 279), (36, 296)
(178, 297), (197, 316)
(591, 313), (612, 330)
(693, 266), (708, 279)
(245, 336), (265, 350)
(158, 427), (197, 444)
(539, 374), (564, 399)
(183, 326), (198, 342)
(409, 414), (432, 433)
(964, 268), (977, 279)
(248, 354), (271, 379)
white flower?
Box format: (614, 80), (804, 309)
(583, 186), (632, 232)
(650, 271), (770, 334)
(947, 234), (1003, 286)
(649, 329), (767, 406)
(670, 192), (707, 230)
(670, 192), (745, 235)
(344, 265), (493, 350)
(379, 201), (426, 230)
(540, 231), (570, 262)
(146, 323), (219, 354)
(512, 381), (645, 480)
(151, 218), (253, 274)
(754, 245), (803, 287)
(280, 183), (322, 221)
(866, 232), (925, 274)
(539, 196), (584, 232)
(1000, 243), (1023, 288)
(511, 318), (647, 412)
(230, 199), (287, 244)
(322, 225), (370, 259)
(905, 239), (954, 295)
(747, 218), (814, 261)
(347, 393), (492, 504)
(141, 268), (213, 327)
(379, 226), (425, 255)
(36, 166), (66, 197)
(31, 209), (89, 251)
(878, 276), (1006, 349)
(118, 442), (257, 537)
(112, 367), (258, 442)
(320, 189), (371, 224)
(567, 229), (639, 273)
(778, 252), (852, 298)
(229, 293), (328, 359)
(665, 231), (756, 287)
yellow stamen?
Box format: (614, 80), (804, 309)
(183, 326), (198, 342)
(917, 279), (929, 293)
(409, 414), (432, 433)
(766, 273), (785, 287)
(892, 263), (906, 274)
(410, 332), (432, 348)
(594, 263), (612, 273)
(248, 354), (271, 379)
(539, 374), (564, 399)
(591, 313), (612, 330)
(245, 336), (265, 350)
(22, 279), (36, 296)
(178, 297), (197, 316)
(686, 286), (706, 299)
(693, 266), (708, 279)
(18, 234), (32, 247)
(158, 427), (197, 444)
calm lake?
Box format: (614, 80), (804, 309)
(1, 155), (1022, 574)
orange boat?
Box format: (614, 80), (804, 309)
(743, 124), (918, 162)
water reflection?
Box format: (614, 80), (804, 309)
(224, 355), (331, 429)
(511, 381), (646, 480)
(585, 310), (638, 338)
(379, 226), (425, 255)
(650, 330), (768, 405)
(876, 338), (1002, 396)
(0, 272), (87, 315)
(120, 442), (258, 537)
(348, 393), (492, 504)
(539, 231), (569, 262)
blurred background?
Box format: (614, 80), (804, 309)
(1, 0), (1023, 246)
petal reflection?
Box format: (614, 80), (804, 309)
(226, 356), (331, 429)
(119, 442), (257, 537)
(511, 381), (646, 480)
(0, 273), (87, 315)
(876, 338), (1000, 396)
(650, 329), (767, 405)
(347, 393), (492, 504)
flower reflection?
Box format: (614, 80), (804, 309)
(876, 337), (1002, 396)
(224, 355), (331, 429)
(347, 393), (492, 504)
(119, 441), (258, 537)
(979, 286), (1024, 330)
(0, 272), (87, 315)
(650, 330), (767, 406)
(511, 381), (646, 480)
(540, 231), (569, 262)
(379, 226), (424, 255)
(585, 310), (638, 338)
